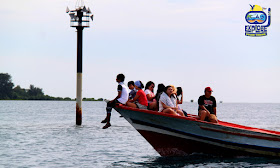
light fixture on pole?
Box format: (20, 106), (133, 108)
(66, 1), (94, 125)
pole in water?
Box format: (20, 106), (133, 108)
(76, 24), (83, 125)
(66, 2), (94, 125)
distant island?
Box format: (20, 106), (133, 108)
(0, 73), (103, 101)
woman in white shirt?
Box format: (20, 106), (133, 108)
(159, 86), (185, 116)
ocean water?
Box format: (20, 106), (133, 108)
(1, 100), (280, 168)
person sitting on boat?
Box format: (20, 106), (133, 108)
(126, 80), (148, 110)
(101, 74), (129, 129)
(169, 85), (178, 106)
(144, 81), (157, 110)
(128, 81), (137, 99)
(155, 83), (165, 111)
(176, 87), (183, 104)
(170, 85), (187, 116)
(198, 87), (218, 123)
(159, 85), (185, 116)
(176, 86), (188, 116)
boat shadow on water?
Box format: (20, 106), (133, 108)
(114, 155), (280, 167)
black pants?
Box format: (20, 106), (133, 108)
(106, 99), (120, 113)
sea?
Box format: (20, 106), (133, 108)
(1, 100), (280, 168)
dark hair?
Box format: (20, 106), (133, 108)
(145, 81), (155, 91)
(156, 83), (165, 95)
(117, 74), (125, 82)
(155, 83), (166, 111)
(164, 85), (172, 93)
(155, 83), (165, 103)
(128, 81), (134, 86)
(139, 81), (144, 89)
(177, 87), (182, 96)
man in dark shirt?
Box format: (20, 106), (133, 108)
(198, 87), (218, 123)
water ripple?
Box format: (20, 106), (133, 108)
(0, 101), (280, 167)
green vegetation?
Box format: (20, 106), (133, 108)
(0, 73), (14, 99)
(0, 73), (103, 101)
(83, 98), (103, 101)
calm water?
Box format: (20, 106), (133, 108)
(1, 101), (280, 168)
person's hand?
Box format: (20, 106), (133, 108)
(173, 107), (178, 111)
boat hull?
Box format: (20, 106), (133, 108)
(114, 105), (280, 157)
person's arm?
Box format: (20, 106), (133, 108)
(161, 101), (178, 110)
(199, 104), (211, 114)
(128, 94), (140, 103)
(146, 94), (155, 101)
(110, 85), (122, 103)
(198, 96), (210, 113)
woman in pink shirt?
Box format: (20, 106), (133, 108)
(126, 80), (148, 109)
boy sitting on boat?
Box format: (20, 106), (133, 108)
(198, 87), (218, 123)
(128, 81), (137, 100)
(101, 74), (129, 129)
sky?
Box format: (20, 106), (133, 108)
(1, 0), (279, 103)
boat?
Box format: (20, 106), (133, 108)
(114, 104), (280, 157)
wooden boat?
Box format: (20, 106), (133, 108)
(114, 105), (280, 157)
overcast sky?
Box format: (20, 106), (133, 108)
(1, 0), (279, 103)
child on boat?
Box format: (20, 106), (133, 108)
(126, 80), (148, 109)
(128, 81), (137, 100)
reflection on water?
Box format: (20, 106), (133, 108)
(0, 101), (280, 167)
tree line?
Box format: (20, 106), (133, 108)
(0, 73), (103, 101)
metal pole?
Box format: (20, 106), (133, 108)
(76, 10), (84, 125)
